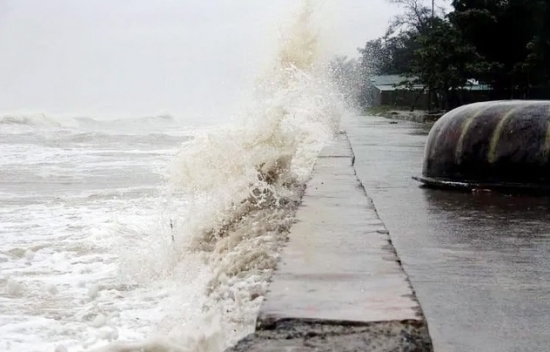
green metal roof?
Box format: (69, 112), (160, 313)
(370, 75), (413, 86)
(369, 75), (492, 91)
(369, 75), (423, 91)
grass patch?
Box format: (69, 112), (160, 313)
(364, 105), (410, 117)
(364, 105), (442, 124)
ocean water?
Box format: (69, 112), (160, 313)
(0, 2), (346, 351)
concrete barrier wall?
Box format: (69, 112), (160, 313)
(227, 132), (433, 351)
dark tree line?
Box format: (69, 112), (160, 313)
(333, 0), (550, 111)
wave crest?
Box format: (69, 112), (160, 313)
(0, 113), (181, 133)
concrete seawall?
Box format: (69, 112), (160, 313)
(228, 132), (433, 351)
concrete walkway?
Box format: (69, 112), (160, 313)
(228, 133), (432, 351)
(344, 115), (550, 352)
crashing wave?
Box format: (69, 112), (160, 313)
(92, 1), (345, 351)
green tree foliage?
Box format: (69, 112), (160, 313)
(449, 0), (548, 97)
(357, 0), (486, 110)
(516, 1), (550, 97)
(342, 0), (550, 110)
(358, 0), (429, 76)
(410, 17), (489, 109)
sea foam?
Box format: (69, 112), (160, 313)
(92, 1), (345, 351)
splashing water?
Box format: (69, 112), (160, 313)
(88, 2), (345, 351)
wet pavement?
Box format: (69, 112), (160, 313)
(229, 133), (431, 351)
(345, 115), (550, 352)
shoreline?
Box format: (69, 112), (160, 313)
(227, 132), (433, 351)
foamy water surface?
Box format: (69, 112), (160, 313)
(0, 2), (346, 351)
(0, 114), (193, 351)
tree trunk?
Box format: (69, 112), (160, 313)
(432, 89), (440, 112)
(410, 86), (427, 112)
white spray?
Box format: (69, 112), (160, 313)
(94, 1), (346, 351)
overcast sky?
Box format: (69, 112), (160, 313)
(0, 0), (405, 119)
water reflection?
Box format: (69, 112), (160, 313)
(422, 188), (550, 224)
(347, 115), (550, 352)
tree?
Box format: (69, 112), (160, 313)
(378, 0), (487, 110)
(450, 0), (548, 98)
(387, 0), (437, 34)
(358, 34), (417, 76)
(351, 0), (550, 111)
(520, 1), (550, 96)
(356, 0), (434, 78)
(410, 17), (488, 109)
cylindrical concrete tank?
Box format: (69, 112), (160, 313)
(414, 100), (550, 191)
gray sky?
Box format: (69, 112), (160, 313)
(0, 0), (402, 119)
